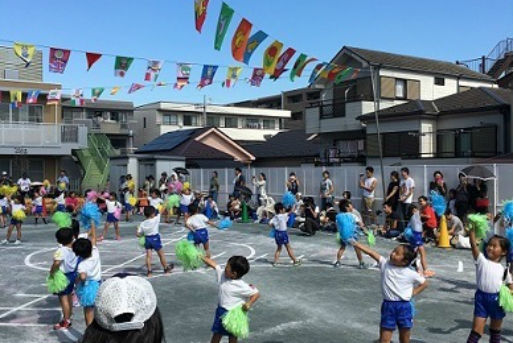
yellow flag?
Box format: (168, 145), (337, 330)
(9, 90), (22, 107)
(262, 40), (283, 75)
(13, 42), (35, 67)
(110, 86), (120, 95)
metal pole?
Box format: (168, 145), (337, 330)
(369, 65), (387, 202)
(203, 94), (207, 127)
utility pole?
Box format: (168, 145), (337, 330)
(203, 94), (207, 127)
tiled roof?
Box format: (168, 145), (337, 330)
(245, 129), (320, 158)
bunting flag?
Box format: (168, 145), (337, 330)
(334, 67), (354, 84)
(86, 52), (102, 71)
(243, 30), (268, 64)
(114, 56), (134, 77)
(174, 63), (192, 90)
(351, 68), (361, 79)
(144, 60), (163, 82)
(262, 40), (283, 75)
(327, 65), (345, 81)
(319, 64), (337, 79)
(197, 65), (218, 88)
(214, 2), (234, 50)
(289, 54), (317, 81)
(308, 62), (328, 84)
(71, 89), (85, 106)
(231, 18), (252, 62)
(26, 90), (40, 104)
(48, 48), (71, 73)
(110, 86), (120, 95)
(128, 83), (145, 94)
(13, 42), (36, 67)
(152, 82), (167, 90)
(47, 89), (61, 105)
(224, 66), (242, 88)
(271, 47), (296, 79)
(9, 90), (22, 108)
(194, 0), (209, 33)
(91, 87), (104, 102)
(249, 68), (264, 87)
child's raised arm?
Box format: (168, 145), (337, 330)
(89, 221), (97, 246)
(202, 256), (218, 269)
(242, 292), (260, 312)
(469, 229), (480, 260)
(413, 280), (429, 296)
(352, 241), (381, 263)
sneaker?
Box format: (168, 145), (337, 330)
(271, 262), (278, 267)
(358, 262), (368, 269)
(0, 239), (8, 245)
(13, 240), (21, 245)
(53, 319), (71, 330)
(164, 264), (174, 274)
(333, 261), (341, 268)
(293, 260), (302, 266)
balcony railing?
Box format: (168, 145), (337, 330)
(308, 94), (374, 119)
(0, 122), (87, 148)
(63, 118), (129, 134)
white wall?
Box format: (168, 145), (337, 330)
(131, 109), (160, 148)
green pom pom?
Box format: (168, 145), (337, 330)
(52, 212), (71, 229)
(138, 235), (146, 248)
(46, 270), (70, 294)
(499, 284), (513, 312)
(175, 240), (204, 270)
(222, 305), (250, 339)
(467, 213), (490, 239)
(367, 231), (376, 247)
(167, 194), (180, 209)
(335, 232), (341, 243)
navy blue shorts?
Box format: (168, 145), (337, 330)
(211, 306), (233, 337)
(474, 289), (505, 319)
(410, 231), (424, 247)
(34, 205), (43, 214)
(10, 218), (21, 225)
(106, 213), (118, 223)
(180, 204), (189, 215)
(380, 300), (413, 330)
(125, 204), (132, 212)
(145, 234), (163, 251)
(56, 204), (66, 212)
(57, 271), (77, 296)
(1, 206), (7, 214)
(275, 230), (290, 246)
(192, 228), (209, 245)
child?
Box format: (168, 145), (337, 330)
(0, 194), (7, 228)
(65, 191), (79, 215)
(203, 195), (219, 220)
(408, 204), (435, 277)
(33, 190), (47, 225)
(148, 188), (164, 212)
(99, 192), (122, 241)
(202, 255), (260, 343)
(2, 195), (26, 244)
(138, 187), (149, 215)
(50, 228), (78, 330)
(54, 190), (66, 212)
(334, 200), (367, 269)
(72, 221), (101, 326)
(352, 240), (428, 343)
(186, 205), (216, 258)
(124, 187), (134, 222)
(418, 196), (438, 242)
(177, 188), (194, 224)
(467, 228), (511, 342)
(137, 206), (173, 277)
(270, 203), (301, 266)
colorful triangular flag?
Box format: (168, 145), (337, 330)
(26, 90), (40, 104)
(231, 18), (252, 62)
(214, 2), (234, 50)
(13, 42), (35, 67)
(128, 83), (145, 94)
(9, 90), (22, 108)
(224, 67), (242, 88)
(86, 52), (102, 71)
(71, 89), (85, 106)
(197, 65), (218, 89)
(49, 48), (71, 73)
(144, 60), (163, 82)
(47, 89), (62, 105)
(174, 63), (192, 90)
(114, 56), (134, 77)
(110, 86), (120, 95)
(194, 0), (210, 33)
(91, 87), (104, 102)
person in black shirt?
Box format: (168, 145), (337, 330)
(379, 203), (403, 238)
(385, 171), (400, 211)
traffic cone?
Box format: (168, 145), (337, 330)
(241, 201), (251, 223)
(438, 215), (451, 248)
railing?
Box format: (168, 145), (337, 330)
(308, 95), (374, 119)
(457, 38), (513, 75)
(0, 122), (87, 147)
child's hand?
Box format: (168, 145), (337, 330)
(242, 303), (251, 312)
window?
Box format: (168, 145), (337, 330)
(395, 79), (406, 99)
(245, 118), (260, 129)
(437, 126), (497, 158)
(162, 114), (178, 125)
(206, 115), (220, 127)
(109, 111), (119, 122)
(143, 117), (146, 129)
(224, 117), (238, 128)
(306, 92), (320, 100)
(28, 106), (42, 122)
(434, 77), (445, 86)
(287, 94), (303, 103)
(262, 119), (275, 129)
(0, 103), (9, 122)
(183, 114), (198, 126)
(367, 132), (419, 157)
(380, 77), (395, 98)
(291, 111), (303, 121)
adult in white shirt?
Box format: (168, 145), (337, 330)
(399, 167), (415, 222)
(360, 166), (377, 226)
(252, 173), (267, 206)
(17, 173), (31, 198)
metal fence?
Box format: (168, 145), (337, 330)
(189, 164), (512, 213)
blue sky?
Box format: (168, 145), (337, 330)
(2, 0), (512, 106)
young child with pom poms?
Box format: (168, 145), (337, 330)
(2, 195), (27, 244)
(186, 204), (217, 258)
(33, 189), (47, 225)
(269, 202), (300, 267)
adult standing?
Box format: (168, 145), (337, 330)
(209, 171), (220, 203)
(429, 171), (447, 197)
(399, 167), (415, 221)
(455, 173), (471, 222)
(17, 173), (31, 198)
(385, 171), (400, 212)
(359, 166), (377, 226)
(233, 167), (246, 198)
(319, 171), (334, 211)
(252, 173), (267, 206)
(286, 172), (300, 195)
(56, 170), (69, 190)
(0, 172), (11, 186)
(158, 172), (168, 190)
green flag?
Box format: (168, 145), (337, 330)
(214, 2), (234, 50)
(334, 67), (354, 84)
(114, 56), (134, 77)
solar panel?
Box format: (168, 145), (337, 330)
(138, 129), (197, 152)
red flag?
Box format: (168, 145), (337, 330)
(195, 0), (210, 33)
(231, 18), (252, 62)
(128, 83), (145, 94)
(86, 52), (102, 71)
(272, 48), (296, 79)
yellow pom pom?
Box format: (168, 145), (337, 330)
(128, 196), (137, 207)
(12, 209), (26, 221)
(157, 204), (164, 214)
(58, 182), (66, 190)
(43, 179), (51, 188)
(183, 182), (190, 190)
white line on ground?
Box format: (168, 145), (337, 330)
(15, 294), (48, 298)
(0, 322), (48, 327)
(211, 251), (226, 259)
(0, 307), (60, 311)
(249, 253), (268, 262)
(0, 295), (51, 319)
(61, 328), (80, 342)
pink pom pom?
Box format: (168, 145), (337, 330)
(86, 190), (98, 202)
(174, 181), (183, 193)
(102, 192), (109, 198)
(114, 207), (121, 220)
(39, 186), (46, 195)
(32, 206), (36, 214)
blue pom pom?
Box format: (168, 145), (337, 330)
(287, 213), (296, 228)
(410, 298), (416, 317)
(76, 280), (100, 307)
(187, 231), (194, 241)
(506, 226), (513, 256)
(218, 217), (232, 230)
(80, 202), (101, 230)
(269, 228), (276, 238)
(503, 201), (513, 223)
(336, 213), (356, 242)
(282, 192), (295, 208)
(404, 227), (414, 244)
(430, 190), (447, 217)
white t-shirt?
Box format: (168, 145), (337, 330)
(33, 196), (43, 206)
(475, 253), (505, 293)
(379, 256), (425, 301)
(11, 202), (26, 213)
(54, 246), (78, 273)
(400, 177), (415, 204)
(215, 265), (258, 310)
(0, 197), (7, 207)
(409, 212), (423, 233)
(351, 209), (363, 224)
(180, 193), (194, 206)
(148, 197), (164, 210)
(270, 213), (289, 231)
(187, 214), (209, 230)
(138, 214), (161, 236)
(363, 177), (377, 198)
(17, 178), (31, 192)
(78, 246), (102, 281)
(55, 193), (65, 205)
(448, 215), (465, 235)
(106, 200), (121, 214)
